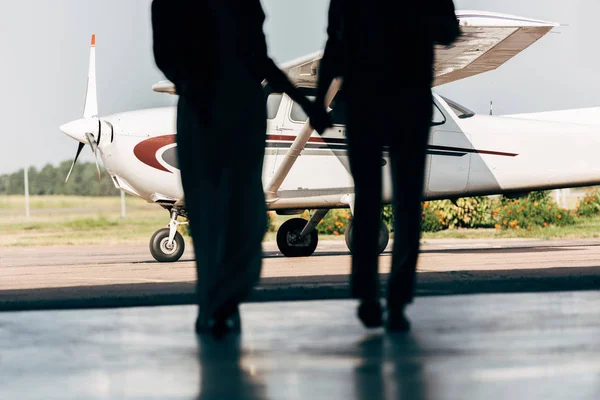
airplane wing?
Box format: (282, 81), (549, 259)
(152, 10), (559, 94)
(433, 11), (559, 86)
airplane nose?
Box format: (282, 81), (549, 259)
(60, 118), (97, 144)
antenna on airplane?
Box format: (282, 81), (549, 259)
(489, 100), (493, 116)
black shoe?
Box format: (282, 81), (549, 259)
(195, 307), (241, 338)
(385, 306), (410, 333)
(357, 299), (383, 328)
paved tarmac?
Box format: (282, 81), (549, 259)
(1, 238), (600, 310)
(2, 292), (600, 399)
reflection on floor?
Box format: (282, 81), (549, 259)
(2, 292), (600, 399)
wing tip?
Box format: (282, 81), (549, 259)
(91, 34), (96, 47)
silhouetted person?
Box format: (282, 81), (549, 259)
(316, 0), (460, 332)
(151, 0), (331, 337)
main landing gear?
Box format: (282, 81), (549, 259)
(149, 206), (187, 263)
(148, 206), (390, 261)
(275, 208), (390, 257)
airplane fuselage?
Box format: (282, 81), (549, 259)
(92, 92), (600, 212)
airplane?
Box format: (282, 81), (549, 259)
(61, 10), (595, 263)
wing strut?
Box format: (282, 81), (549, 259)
(265, 78), (342, 202)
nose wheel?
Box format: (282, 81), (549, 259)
(150, 208), (187, 262)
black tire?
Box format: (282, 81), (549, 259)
(345, 219), (389, 255)
(149, 227), (185, 262)
(276, 218), (319, 257)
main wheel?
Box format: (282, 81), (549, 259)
(150, 227), (185, 262)
(276, 218), (319, 257)
(345, 219), (389, 255)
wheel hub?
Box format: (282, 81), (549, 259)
(159, 237), (178, 254)
(287, 231), (310, 247)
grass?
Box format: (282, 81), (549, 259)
(0, 195), (122, 210)
(0, 195), (168, 246)
(0, 195), (343, 247)
(2, 195), (600, 247)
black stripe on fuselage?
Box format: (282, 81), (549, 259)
(267, 141), (469, 158)
(265, 139), (517, 158)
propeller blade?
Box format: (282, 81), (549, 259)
(83, 34), (98, 118)
(84, 132), (102, 180)
(65, 142), (85, 183)
(85, 131), (97, 153)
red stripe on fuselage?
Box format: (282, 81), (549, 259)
(133, 134), (176, 173)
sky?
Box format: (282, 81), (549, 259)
(0, 0), (598, 174)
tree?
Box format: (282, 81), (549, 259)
(0, 161), (120, 196)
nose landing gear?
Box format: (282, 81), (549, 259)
(150, 207), (187, 262)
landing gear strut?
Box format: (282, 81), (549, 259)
(150, 207), (187, 262)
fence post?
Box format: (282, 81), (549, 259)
(120, 190), (126, 218)
(24, 166), (30, 220)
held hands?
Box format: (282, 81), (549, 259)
(304, 100), (333, 135)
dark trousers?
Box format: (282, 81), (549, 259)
(345, 88), (432, 308)
(175, 94), (267, 321)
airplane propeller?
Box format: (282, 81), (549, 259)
(85, 131), (102, 180)
(64, 142), (85, 184)
(62, 33), (106, 183)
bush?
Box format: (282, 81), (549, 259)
(418, 191), (574, 232)
(420, 197), (496, 232)
(382, 205), (394, 232)
(421, 202), (445, 232)
(178, 217), (190, 237)
(493, 191), (574, 230)
(575, 187), (600, 217)
(267, 211), (277, 232)
(316, 209), (352, 236)
(316, 207), (394, 236)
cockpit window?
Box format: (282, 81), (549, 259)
(440, 96), (475, 119)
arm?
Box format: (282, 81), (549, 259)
(315, 0), (345, 109)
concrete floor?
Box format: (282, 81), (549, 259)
(2, 292), (600, 399)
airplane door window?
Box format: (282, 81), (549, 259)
(289, 96), (315, 123)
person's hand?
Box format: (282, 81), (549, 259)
(305, 102), (333, 135)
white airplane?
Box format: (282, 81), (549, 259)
(61, 10), (594, 263)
